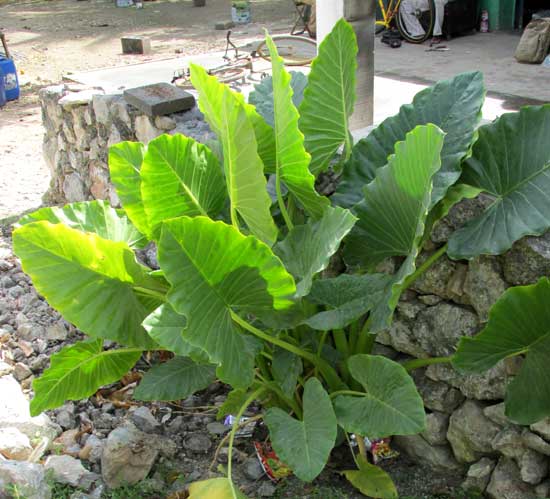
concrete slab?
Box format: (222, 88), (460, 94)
(123, 83), (195, 116)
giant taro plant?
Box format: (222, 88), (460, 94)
(13, 19), (550, 498)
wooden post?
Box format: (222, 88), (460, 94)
(316, 0), (375, 130)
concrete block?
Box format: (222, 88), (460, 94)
(215, 20), (235, 30)
(123, 83), (195, 116)
(121, 36), (151, 55)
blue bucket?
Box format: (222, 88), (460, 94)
(0, 56), (19, 101)
(0, 64), (6, 107)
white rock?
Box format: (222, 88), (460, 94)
(0, 460), (51, 499)
(0, 428), (33, 460)
(59, 89), (104, 110)
(44, 455), (95, 488)
(531, 418), (550, 441)
(154, 115), (177, 131)
(45, 323), (68, 341)
(135, 115), (162, 144)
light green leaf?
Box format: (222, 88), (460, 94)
(342, 455), (398, 499)
(334, 355), (426, 438)
(334, 71), (485, 208)
(217, 389), (250, 420)
(134, 356), (216, 401)
(299, 18), (357, 175)
(275, 207), (356, 297)
(304, 273), (392, 331)
(448, 104), (550, 259)
(159, 216), (295, 388)
(17, 200), (146, 248)
(453, 278), (550, 424)
(13, 222), (162, 348)
(109, 141), (150, 237)
(188, 478), (248, 499)
(343, 124), (444, 270)
(190, 64), (278, 245)
(271, 348), (303, 399)
(143, 304), (207, 361)
(264, 377), (337, 482)
(244, 98), (277, 175)
(248, 71), (308, 127)
(266, 34), (330, 219)
(140, 134), (226, 238)
(30, 340), (141, 416)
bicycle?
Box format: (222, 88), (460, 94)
(172, 31), (317, 89)
(376, 0), (435, 44)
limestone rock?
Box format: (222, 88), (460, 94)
(413, 371), (465, 414)
(519, 449), (547, 485)
(129, 406), (160, 434)
(62, 173), (86, 202)
(535, 480), (550, 498)
(483, 402), (510, 427)
(412, 254), (456, 298)
(0, 460), (51, 499)
(447, 400), (501, 463)
(92, 95), (117, 125)
(393, 435), (463, 472)
(461, 457), (496, 493)
(44, 455), (95, 488)
(45, 323), (68, 341)
(523, 429), (550, 456)
(101, 422), (159, 489)
(59, 90), (103, 110)
(378, 320), (427, 359)
(0, 428), (33, 460)
(491, 427), (525, 460)
(13, 362), (32, 381)
(135, 116), (162, 144)
(531, 418), (550, 441)
(463, 256), (507, 321)
(503, 232), (550, 285)
(154, 115), (177, 131)
(486, 457), (535, 499)
(52, 429), (81, 457)
(78, 435), (104, 464)
(421, 412), (449, 446)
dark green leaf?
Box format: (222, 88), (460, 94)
(334, 355), (426, 438)
(448, 104), (550, 259)
(271, 348), (303, 399)
(342, 455), (398, 499)
(134, 356), (216, 401)
(264, 377), (337, 482)
(217, 389), (251, 420)
(453, 278), (550, 424)
(334, 71), (484, 208)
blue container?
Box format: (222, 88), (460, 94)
(0, 56), (19, 101)
(0, 65), (6, 108)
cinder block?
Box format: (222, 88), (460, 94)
(215, 20), (235, 30)
(121, 36), (151, 55)
(123, 83), (195, 116)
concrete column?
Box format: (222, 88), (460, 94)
(316, 0), (375, 130)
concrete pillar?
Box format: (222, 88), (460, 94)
(316, 0), (375, 130)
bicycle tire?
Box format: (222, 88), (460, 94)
(256, 35), (317, 66)
(210, 66), (248, 85)
(396, 0), (435, 44)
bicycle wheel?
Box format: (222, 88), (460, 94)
(209, 66), (248, 85)
(396, 0), (435, 43)
(256, 35), (317, 66)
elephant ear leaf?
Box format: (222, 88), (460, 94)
(13, 222), (162, 348)
(188, 477), (248, 499)
(17, 200), (146, 248)
(342, 455), (398, 499)
(264, 377), (337, 482)
(334, 71), (484, 208)
(159, 216), (295, 389)
(453, 277), (550, 425)
(448, 104), (550, 260)
(299, 18), (357, 175)
(30, 340), (141, 416)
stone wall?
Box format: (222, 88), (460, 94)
(40, 84), (550, 498)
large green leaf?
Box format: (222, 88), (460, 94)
(304, 273), (391, 331)
(30, 340), (141, 416)
(159, 216), (295, 388)
(298, 18), (357, 175)
(109, 141), (150, 237)
(190, 64), (277, 245)
(343, 124), (444, 270)
(453, 278), (550, 424)
(140, 134), (226, 238)
(334, 71), (485, 208)
(248, 71), (308, 127)
(266, 34), (330, 219)
(342, 455), (398, 499)
(334, 355), (426, 438)
(271, 348), (303, 399)
(134, 356), (216, 401)
(264, 377), (337, 482)
(217, 389), (250, 420)
(188, 478), (248, 499)
(448, 104), (550, 259)
(275, 207), (356, 297)
(13, 222), (162, 348)
(17, 200), (146, 248)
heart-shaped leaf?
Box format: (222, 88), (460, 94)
(334, 355), (426, 438)
(448, 104), (550, 259)
(159, 216), (295, 388)
(141, 134), (226, 238)
(188, 477), (248, 499)
(264, 377), (337, 482)
(134, 356), (216, 401)
(334, 71), (484, 208)
(275, 207), (356, 297)
(271, 348), (303, 399)
(17, 200), (146, 248)
(342, 455), (398, 499)
(299, 18), (357, 175)
(31, 340), (141, 416)
(453, 277), (550, 424)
